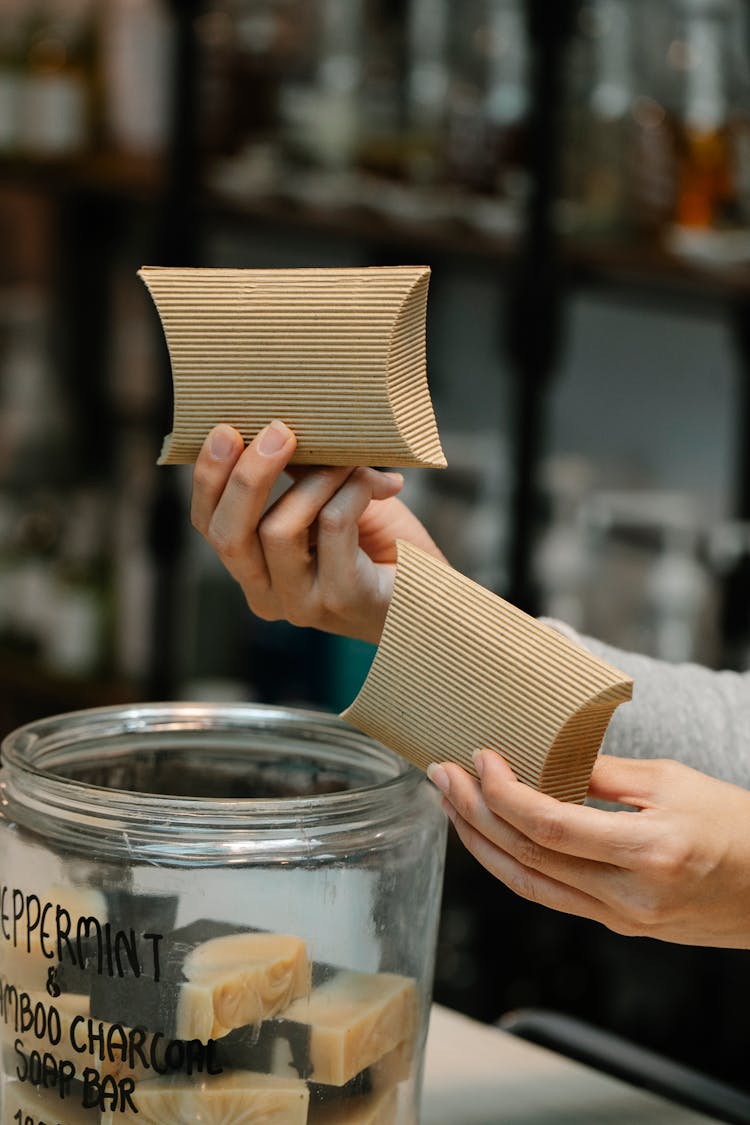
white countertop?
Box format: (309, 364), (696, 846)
(422, 1005), (721, 1125)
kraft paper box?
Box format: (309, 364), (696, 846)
(139, 265), (445, 470)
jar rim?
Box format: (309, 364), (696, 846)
(0, 702), (424, 858)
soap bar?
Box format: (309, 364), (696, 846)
(183, 930), (309, 1034)
(139, 265), (446, 469)
(67, 919), (309, 1040)
(306, 1037), (413, 1109)
(99, 1070), (310, 1125)
(215, 967), (417, 1087)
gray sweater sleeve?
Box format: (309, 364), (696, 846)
(544, 621), (750, 788)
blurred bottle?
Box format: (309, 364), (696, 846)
(670, 0), (737, 233)
(402, 0), (451, 185)
(443, 0), (491, 193)
(358, 0), (405, 180)
(308, 0), (364, 173)
(582, 490), (716, 663)
(646, 520), (715, 665)
(481, 0), (528, 209)
(273, 0), (364, 194)
(728, 0), (750, 228)
(20, 0), (98, 157)
(444, 0), (527, 206)
(0, 0), (29, 153)
(232, 0), (314, 151)
(565, 0), (634, 236)
(627, 0), (681, 238)
(101, 0), (173, 155)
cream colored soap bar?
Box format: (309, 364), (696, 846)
(101, 1071), (310, 1125)
(183, 931), (309, 1036)
(280, 970), (417, 1087)
(342, 541), (633, 804)
(139, 265), (446, 469)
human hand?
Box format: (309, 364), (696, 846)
(427, 752), (750, 948)
(190, 421), (445, 644)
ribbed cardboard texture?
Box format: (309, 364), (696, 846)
(342, 542), (633, 804)
(138, 265), (446, 469)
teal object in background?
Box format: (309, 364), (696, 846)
(325, 634), (376, 713)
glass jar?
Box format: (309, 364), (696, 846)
(0, 702), (447, 1125)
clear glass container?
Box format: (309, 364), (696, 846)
(0, 702), (447, 1124)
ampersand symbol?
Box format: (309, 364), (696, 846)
(46, 965), (60, 998)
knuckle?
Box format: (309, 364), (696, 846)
(452, 786), (480, 826)
(645, 836), (691, 881)
(630, 890), (669, 928)
(351, 467), (370, 488)
(651, 758), (686, 788)
(321, 587), (351, 618)
(285, 604), (313, 629)
(192, 464), (214, 493)
(208, 524), (242, 560)
(480, 774), (505, 811)
(258, 518), (289, 551)
(529, 809), (566, 849)
(240, 563), (268, 590)
(509, 867), (541, 905)
(455, 817), (482, 857)
(516, 837), (547, 872)
(317, 504), (348, 536)
(231, 464), (262, 497)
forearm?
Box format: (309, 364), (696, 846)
(545, 621), (750, 788)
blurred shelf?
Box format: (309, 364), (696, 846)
(3, 152), (750, 305)
(0, 151), (165, 202)
(567, 235), (750, 306)
(203, 185), (520, 263)
(211, 190), (750, 303)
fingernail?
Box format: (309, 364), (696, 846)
(209, 425), (236, 461)
(383, 472), (404, 485)
(258, 420), (291, 456)
(472, 750), (485, 778)
(426, 763), (450, 795)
